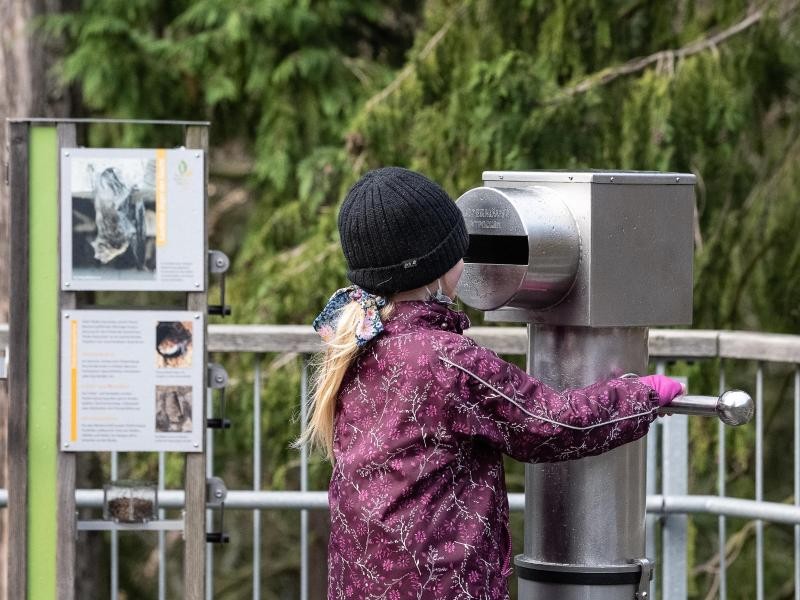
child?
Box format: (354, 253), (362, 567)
(304, 167), (682, 600)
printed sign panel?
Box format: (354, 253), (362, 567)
(60, 310), (204, 452)
(60, 148), (205, 291)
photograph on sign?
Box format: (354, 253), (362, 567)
(155, 385), (193, 433)
(60, 309), (204, 452)
(60, 148), (205, 291)
(70, 156), (155, 278)
(155, 321), (193, 368)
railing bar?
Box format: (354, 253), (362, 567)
(158, 452), (166, 600)
(646, 494), (800, 523)
(206, 387), (215, 600)
(718, 365), (727, 600)
(111, 451), (119, 600)
(300, 356), (309, 600)
(198, 324), (800, 363)
(794, 365), (799, 600)
(646, 418), (659, 600)
(254, 357), (262, 600)
(651, 359), (666, 600)
(2, 488), (795, 521)
(756, 363), (764, 600)
(661, 410), (689, 600)
(659, 360), (689, 600)
(8, 323), (800, 363)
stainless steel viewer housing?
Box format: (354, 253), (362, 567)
(456, 171), (696, 326)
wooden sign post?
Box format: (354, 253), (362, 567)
(7, 118), (210, 599)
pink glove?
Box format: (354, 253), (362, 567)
(639, 375), (685, 407)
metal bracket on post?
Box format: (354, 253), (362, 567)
(207, 250), (231, 317)
(205, 476), (229, 544)
(632, 558), (654, 600)
(206, 476), (227, 507)
(206, 363), (230, 429)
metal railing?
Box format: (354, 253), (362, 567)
(2, 325), (800, 598)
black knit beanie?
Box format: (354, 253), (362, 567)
(338, 167), (469, 295)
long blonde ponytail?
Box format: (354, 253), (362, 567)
(297, 300), (394, 461)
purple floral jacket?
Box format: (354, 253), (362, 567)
(328, 301), (659, 600)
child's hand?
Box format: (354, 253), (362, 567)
(638, 375), (685, 407)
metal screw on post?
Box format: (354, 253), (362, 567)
(207, 364), (228, 389)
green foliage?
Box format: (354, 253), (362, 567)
(43, 0), (800, 596)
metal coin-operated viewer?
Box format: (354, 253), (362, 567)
(455, 171), (754, 600)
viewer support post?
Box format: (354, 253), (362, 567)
(455, 171), (753, 600)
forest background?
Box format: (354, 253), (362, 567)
(2, 0), (800, 598)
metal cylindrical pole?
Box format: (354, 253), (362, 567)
(517, 325), (649, 600)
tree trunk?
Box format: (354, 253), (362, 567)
(0, 1), (75, 598)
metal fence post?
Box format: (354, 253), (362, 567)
(646, 420), (660, 600)
(300, 358), (309, 600)
(718, 366), (728, 600)
(253, 357), (262, 600)
(661, 412), (688, 600)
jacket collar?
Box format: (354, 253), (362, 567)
(383, 300), (471, 335)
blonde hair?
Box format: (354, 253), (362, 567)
(297, 300), (395, 461)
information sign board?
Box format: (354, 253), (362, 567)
(60, 310), (204, 452)
(60, 148), (205, 291)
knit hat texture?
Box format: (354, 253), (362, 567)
(338, 167), (468, 295)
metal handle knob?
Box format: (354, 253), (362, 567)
(657, 390), (754, 426)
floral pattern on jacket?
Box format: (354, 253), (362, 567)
(328, 301), (659, 600)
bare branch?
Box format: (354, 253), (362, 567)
(550, 2), (797, 103)
(208, 187), (249, 236)
(363, 0), (470, 114)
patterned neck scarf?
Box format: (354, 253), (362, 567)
(312, 286), (387, 347)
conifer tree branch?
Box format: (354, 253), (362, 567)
(551, 2), (797, 102)
(363, 0), (470, 114)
